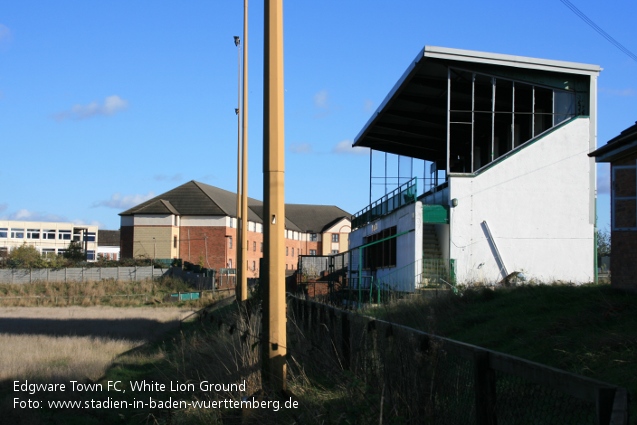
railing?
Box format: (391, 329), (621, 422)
(352, 178), (417, 230)
(289, 296), (629, 425)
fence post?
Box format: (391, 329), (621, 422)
(341, 310), (351, 370)
(310, 301), (318, 342)
(302, 299), (310, 331)
(474, 351), (496, 425)
(597, 387), (618, 425)
(609, 388), (629, 425)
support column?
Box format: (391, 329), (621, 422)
(262, 0), (286, 392)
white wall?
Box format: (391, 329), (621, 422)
(180, 216), (226, 227)
(349, 202), (422, 292)
(448, 118), (594, 284)
(133, 214), (173, 226)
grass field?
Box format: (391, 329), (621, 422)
(3, 282), (635, 424)
(0, 306), (194, 381)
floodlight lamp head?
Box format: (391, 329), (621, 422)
(234, 36), (240, 46)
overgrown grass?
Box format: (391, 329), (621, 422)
(0, 276), (225, 308)
(6, 283), (635, 424)
(0, 305), (194, 422)
(375, 283), (637, 418)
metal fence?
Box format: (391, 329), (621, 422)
(0, 266), (163, 284)
(288, 296), (629, 425)
(351, 178), (418, 230)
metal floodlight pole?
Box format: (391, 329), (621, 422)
(239, 0), (249, 302)
(234, 35), (243, 299)
(262, 0), (286, 392)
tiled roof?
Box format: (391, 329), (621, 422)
(120, 181), (351, 232)
(98, 230), (120, 247)
(285, 204), (351, 233)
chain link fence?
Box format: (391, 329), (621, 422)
(288, 296), (628, 425)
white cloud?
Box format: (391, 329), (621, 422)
(597, 164), (611, 195)
(314, 90), (329, 109)
(5, 209), (68, 222)
(154, 173), (183, 182)
(0, 24), (12, 45)
(363, 99), (375, 112)
(599, 87), (636, 97)
(92, 192), (155, 210)
(53, 95), (129, 121)
(289, 143), (313, 154)
(0, 203), (7, 213)
(332, 139), (369, 156)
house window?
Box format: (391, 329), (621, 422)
(260, 242), (263, 252)
(253, 241), (256, 251)
(11, 228), (24, 239)
(173, 236), (177, 248)
(332, 234), (339, 243)
(286, 247), (289, 256)
(85, 232), (96, 242)
(310, 249), (317, 256)
(57, 249), (67, 256)
(364, 226), (397, 269)
(42, 248), (55, 258)
(310, 233), (318, 242)
(0, 228), (7, 238)
(252, 261), (256, 271)
(331, 250), (339, 255)
(27, 229), (40, 239)
(43, 229), (56, 240)
(58, 230), (71, 240)
(87, 250), (96, 261)
(228, 237), (233, 249)
(291, 247), (294, 256)
(612, 164), (637, 230)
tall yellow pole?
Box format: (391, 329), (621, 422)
(262, 0), (286, 391)
(239, 0), (249, 302)
(234, 36), (243, 296)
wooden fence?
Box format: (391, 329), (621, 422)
(288, 296), (629, 425)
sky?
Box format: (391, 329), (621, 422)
(0, 1), (635, 231)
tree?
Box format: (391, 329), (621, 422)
(64, 241), (86, 262)
(7, 243), (45, 268)
(596, 228), (611, 258)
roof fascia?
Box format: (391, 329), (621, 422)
(591, 139), (637, 163)
(423, 46), (601, 76)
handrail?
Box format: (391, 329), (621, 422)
(351, 178), (417, 230)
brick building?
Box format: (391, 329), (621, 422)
(590, 121), (637, 289)
(119, 181), (351, 278)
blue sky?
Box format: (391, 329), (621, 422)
(1, 1), (635, 230)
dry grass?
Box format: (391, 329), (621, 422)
(0, 306), (194, 381)
(0, 334), (135, 381)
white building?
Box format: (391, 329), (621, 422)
(349, 46), (600, 289)
(0, 221), (99, 261)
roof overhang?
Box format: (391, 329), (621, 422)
(353, 45), (601, 162)
(589, 122), (637, 163)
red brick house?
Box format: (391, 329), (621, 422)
(590, 121), (637, 289)
(119, 181), (351, 278)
